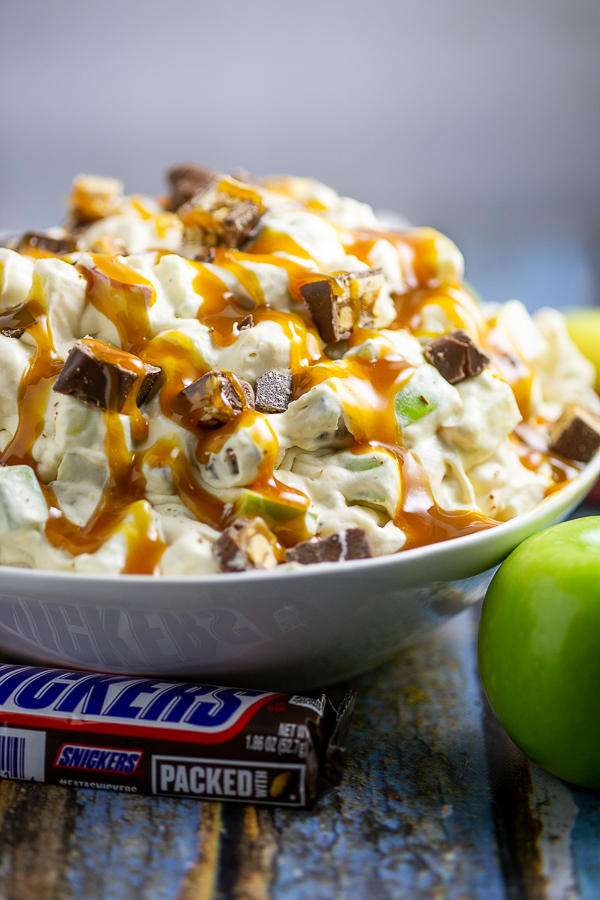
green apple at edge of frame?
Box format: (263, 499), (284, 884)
(478, 517), (600, 789)
(564, 307), (600, 393)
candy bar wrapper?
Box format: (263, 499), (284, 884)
(0, 664), (355, 808)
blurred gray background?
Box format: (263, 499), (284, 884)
(1, 0), (599, 311)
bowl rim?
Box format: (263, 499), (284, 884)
(0, 449), (597, 589)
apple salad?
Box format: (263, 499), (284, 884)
(0, 164), (597, 575)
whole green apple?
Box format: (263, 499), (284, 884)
(478, 517), (600, 788)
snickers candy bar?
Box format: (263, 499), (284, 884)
(0, 663), (355, 808)
(181, 370), (254, 428)
(300, 269), (384, 343)
(285, 528), (371, 565)
(214, 517), (279, 572)
(166, 162), (218, 211)
(254, 370), (293, 414)
(53, 338), (161, 412)
(178, 176), (264, 249)
(17, 231), (77, 257)
(424, 329), (490, 384)
(548, 403), (600, 463)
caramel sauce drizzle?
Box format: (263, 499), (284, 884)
(294, 328), (499, 547)
(394, 447), (497, 549)
(0, 300), (62, 468)
(45, 414), (165, 574)
(511, 424), (582, 496)
(6, 192), (579, 572)
(391, 284), (486, 341)
(484, 323), (534, 420)
(196, 410), (311, 548)
(78, 255), (156, 352)
(129, 196), (178, 239)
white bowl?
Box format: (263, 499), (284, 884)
(0, 454), (599, 691)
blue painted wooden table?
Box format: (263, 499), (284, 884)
(0, 513), (598, 899)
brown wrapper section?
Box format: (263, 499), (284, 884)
(0, 664), (355, 808)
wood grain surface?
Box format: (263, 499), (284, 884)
(0, 605), (597, 899)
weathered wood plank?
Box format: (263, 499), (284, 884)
(0, 780), (78, 900)
(569, 786), (600, 900)
(269, 610), (505, 900)
(0, 595), (598, 900)
(482, 698), (600, 900)
(64, 793), (206, 900)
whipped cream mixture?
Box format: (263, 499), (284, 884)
(0, 167), (596, 575)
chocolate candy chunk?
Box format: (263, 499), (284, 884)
(214, 518), (278, 572)
(0, 302), (37, 340)
(300, 269), (384, 343)
(238, 314), (254, 330)
(53, 338), (161, 412)
(166, 162), (217, 211)
(195, 248), (216, 263)
(239, 378), (255, 410)
(221, 199), (263, 248)
(548, 403), (600, 463)
(89, 235), (128, 256)
(424, 329), (490, 384)
(181, 370), (252, 427)
(255, 370), (293, 414)
(285, 529), (372, 565)
(67, 174), (124, 228)
(178, 177), (264, 250)
(17, 231), (77, 257)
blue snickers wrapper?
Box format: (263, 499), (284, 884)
(0, 664), (354, 807)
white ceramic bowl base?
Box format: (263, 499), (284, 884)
(0, 454), (599, 691)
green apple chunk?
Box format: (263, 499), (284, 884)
(236, 490), (309, 523)
(0, 465), (49, 535)
(478, 517), (600, 788)
(343, 456), (384, 472)
(394, 364), (446, 429)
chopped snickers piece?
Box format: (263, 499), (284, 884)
(90, 235), (128, 256)
(0, 302), (37, 340)
(53, 338), (161, 412)
(214, 518), (278, 572)
(181, 370), (252, 427)
(221, 199), (263, 248)
(178, 176), (264, 249)
(548, 403), (600, 463)
(300, 269), (384, 343)
(285, 529), (372, 565)
(17, 231), (77, 257)
(255, 370), (293, 414)
(195, 248), (216, 263)
(238, 315), (254, 330)
(166, 162), (217, 211)
(239, 378), (255, 409)
(424, 329), (490, 384)
(66, 174), (123, 228)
